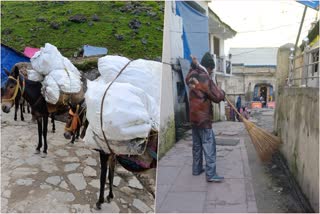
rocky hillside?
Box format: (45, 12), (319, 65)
(1, 1), (164, 60)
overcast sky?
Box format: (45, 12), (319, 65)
(209, 0), (318, 54)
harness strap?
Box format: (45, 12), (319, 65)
(65, 105), (80, 132)
(100, 61), (132, 155)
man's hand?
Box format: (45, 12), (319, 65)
(190, 55), (199, 65)
(188, 77), (199, 89)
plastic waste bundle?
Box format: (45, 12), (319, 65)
(84, 80), (159, 154)
(29, 43), (81, 104)
(98, 55), (162, 106)
(84, 55), (161, 154)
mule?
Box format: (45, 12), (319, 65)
(2, 66), (50, 157)
(10, 62), (31, 121)
(7, 62), (56, 132)
(63, 101), (157, 210)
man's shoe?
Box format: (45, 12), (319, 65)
(207, 175), (224, 182)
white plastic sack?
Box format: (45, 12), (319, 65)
(31, 43), (80, 76)
(27, 69), (44, 82)
(41, 77), (60, 104)
(85, 80), (159, 142)
(98, 56), (162, 106)
(47, 69), (81, 93)
(84, 126), (147, 155)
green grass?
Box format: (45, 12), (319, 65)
(1, 1), (163, 59)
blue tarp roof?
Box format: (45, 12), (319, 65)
(83, 45), (108, 57)
(1, 44), (30, 88)
(297, 0), (319, 10)
(176, 1), (209, 62)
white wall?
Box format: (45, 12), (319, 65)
(159, 1), (177, 157)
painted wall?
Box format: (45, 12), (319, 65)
(274, 44), (319, 212)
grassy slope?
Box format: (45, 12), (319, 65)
(1, 1), (163, 60)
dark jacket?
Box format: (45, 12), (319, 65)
(186, 64), (225, 128)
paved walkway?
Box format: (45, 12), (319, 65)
(156, 121), (258, 213)
(1, 111), (154, 213)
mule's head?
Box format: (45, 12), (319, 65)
(64, 99), (85, 139)
(1, 66), (21, 113)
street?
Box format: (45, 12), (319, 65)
(244, 108), (313, 212)
(156, 108), (311, 213)
(1, 111), (154, 213)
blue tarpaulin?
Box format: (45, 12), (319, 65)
(1, 44), (30, 88)
(176, 1), (209, 62)
(297, 0), (319, 10)
(83, 45), (108, 57)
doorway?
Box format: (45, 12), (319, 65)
(260, 86), (267, 107)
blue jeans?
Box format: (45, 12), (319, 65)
(192, 128), (217, 179)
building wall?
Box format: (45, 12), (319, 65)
(159, 1), (177, 158)
(225, 65), (276, 104)
(275, 87), (319, 212)
(274, 44), (319, 212)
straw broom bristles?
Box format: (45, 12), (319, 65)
(225, 97), (282, 162)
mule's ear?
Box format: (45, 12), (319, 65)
(13, 66), (19, 78)
(4, 68), (11, 76)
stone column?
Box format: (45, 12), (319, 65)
(274, 43), (294, 134)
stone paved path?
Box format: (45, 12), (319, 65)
(1, 111), (154, 213)
(156, 121), (258, 213)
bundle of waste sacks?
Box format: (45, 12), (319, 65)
(84, 55), (161, 155)
(27, 43), (161, 155)
(28, 43), (82, 104)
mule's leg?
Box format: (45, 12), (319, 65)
(22, 99), (26, 113)
(35, 117), (42, 154)
(41, 116), (49, 157)
(96, 152), (109, 210)
(75, 126), (80, 141)
(14, 101), (19, 121)
(51, 113), (55, 133)
(107, 155), (116, 202)
(70, 133), (76, 144)
(27, 103), (30, 113)
(20, 103), (24, 121)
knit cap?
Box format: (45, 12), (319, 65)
(200, 52), (215, 69)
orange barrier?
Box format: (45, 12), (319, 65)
(251, 102), (262, 109)
(267, 102), (275, 108)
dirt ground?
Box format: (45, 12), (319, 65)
(1, 110), (155, 213)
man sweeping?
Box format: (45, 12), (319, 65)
(185, 52), (225, 182)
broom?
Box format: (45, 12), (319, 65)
(225, 97), (282, 162)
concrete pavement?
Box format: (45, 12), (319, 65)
(156, 121), (258, 213)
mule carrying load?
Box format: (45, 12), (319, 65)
(64, 56), (160, 208)
(29, 43), (84, 111)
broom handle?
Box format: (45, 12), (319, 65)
(225, 96), (243, 119)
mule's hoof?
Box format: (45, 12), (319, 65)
(95, 202), (102, 210)
(14, 118), (17, 121)
(34, 150), (40, 154)
(41, 153), (47, 158)
(21, 118), (24, 121)
(107, 195), (113, 203)
(52, 130), (56, 133)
